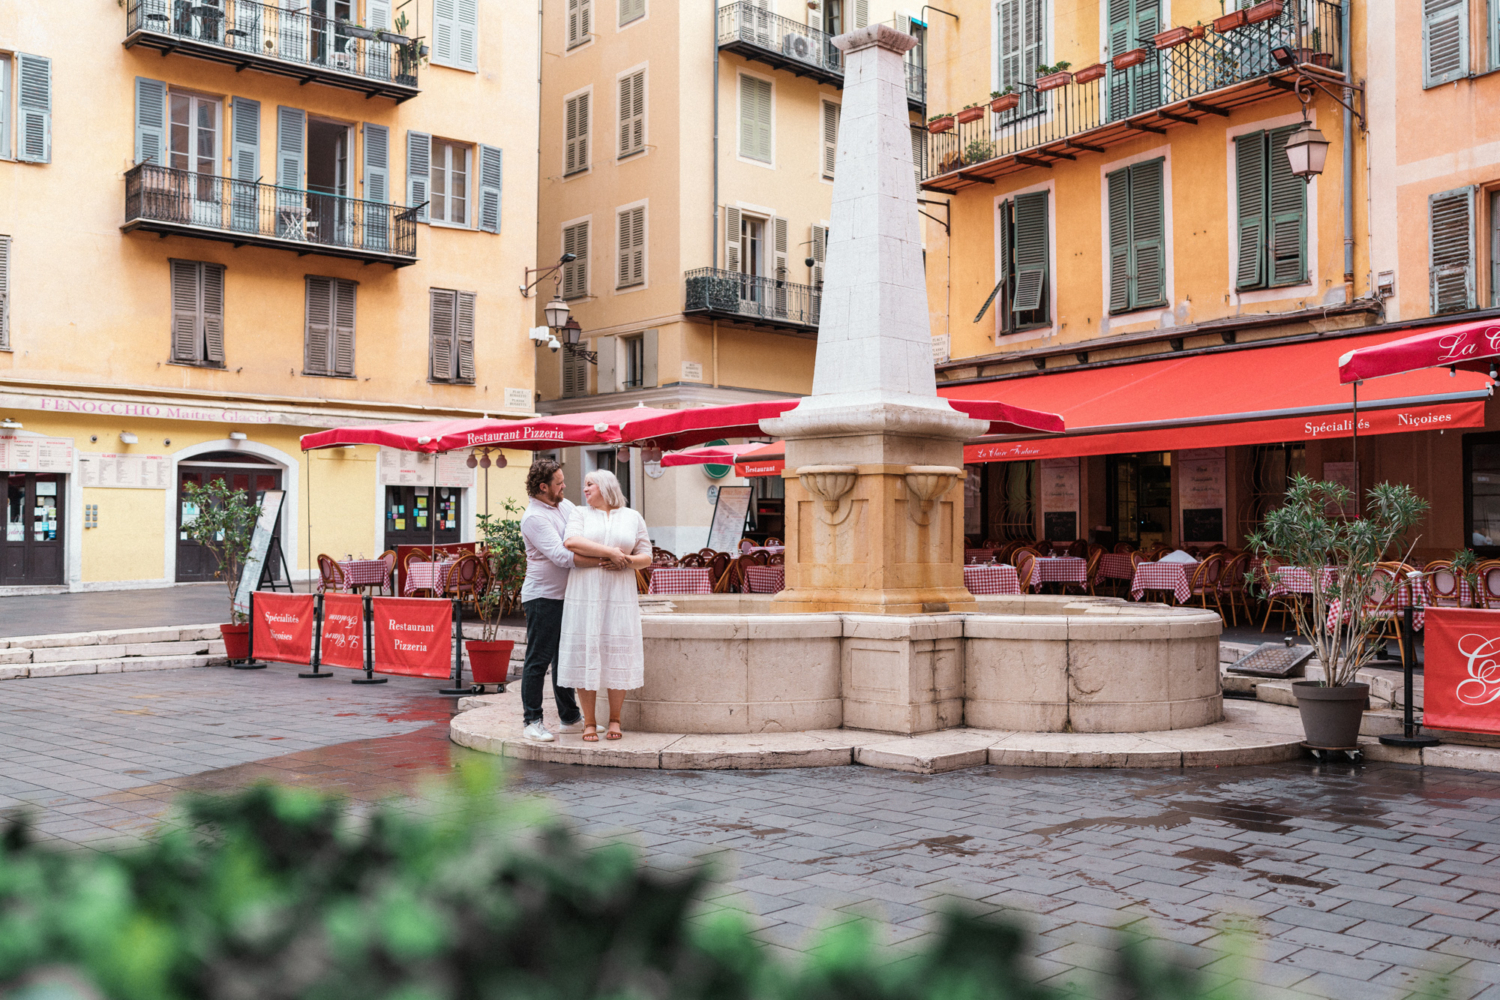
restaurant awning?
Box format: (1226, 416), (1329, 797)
(733, 441), (785, 478)
(943, 331), (1492, 463)
(1338, 318), (1500, 383)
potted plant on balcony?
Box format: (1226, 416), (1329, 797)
(927, 111), (955, 133)
(1212, 8), (1248, 32)
(957, 102), (985, 124)
(338, 17), (377, 40)
(990, 87), (1020, 113)
(1292, 27), (1334, 67)
(964, 138), (996, 165)
(467, 500), (525, 690)
(1245, 0), (1285, 24)
(1034, 61), (1072, 91)
(375, 27), (411, 45)
(1112, 47), (1147, 70)
(1153, 25), (1193, 49)
(179, 479), (262, 662)
(1247, 476), (1429, 753)
(1072, 63), (1107, 84)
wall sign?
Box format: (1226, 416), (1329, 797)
(1179, 448), (1226, 543)
(706, 485), (753, 551)
(234, 489), (285, 616)
(0, 434), (74, 473)
(1040, 457), (1079, 541)
(377, 448), (475, 488)
(504, 387), (532, 411)
(681, 361), (704, 382)
(78, 453), (171, 489)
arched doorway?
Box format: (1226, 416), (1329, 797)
(175, 451), (283, 583)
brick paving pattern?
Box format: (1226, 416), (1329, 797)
(4, 664), (1500, 999)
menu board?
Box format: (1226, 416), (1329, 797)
(1179, 448), (1226, 543)
(233, 490), (286, 616)
(377, 448), (475, 488)
(0, 434), (74, 472)
(78, 453), (172, 489)
(1040, 457), (1079, 540)
(707, 486), (753, 552)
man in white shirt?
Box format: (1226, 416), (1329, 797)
(518, 459), (586, 742)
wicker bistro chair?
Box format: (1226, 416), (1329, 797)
(1423, 559), (1463, 607)
(1218, 551), (1252, 626)
(1187, 553), (1225, 618)
(316, 554), (348, 594)
(1013, 550), (1037, 594)
(1083, 548), (1103, 596)
(764, 537), (783, 547)
(1113, 542), (1136, 555)
(1259, 558), (1302, 634)
(403, 549), (432, 597)
(768, 552), (784, 566)
(678, 552), (707, 568)
(375, 549), (397, 595)
(1479, 560), (1500, 609)
(1361, 564), (1409, 662)
(651, 547), (678, 567)
(709, 551), (734, 593)
(444, 554), (490, 614)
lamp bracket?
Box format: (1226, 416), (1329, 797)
(1294, 71), (1366, 132)
(521, 262), (565, 298)
(564, 342), (598, 365)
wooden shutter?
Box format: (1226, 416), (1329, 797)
(276, 106), (304, 189)
(1011, 191), (1048, 313)
(1106, 0), (1132, 121)
(997, 0), (1022, 97)
(0, 56), (9, 161)
(910, 126), (926, 189)
(562, 221), (589, 298)
(333, 279), (356, 375)
(406, 130), (431, 221)
(1266, 125), (1306, 286)
(1234, 131), (1266, 290)
(456, 291), (475, 381)
(135, 77), (168, 166)
(642, 328), (658, 387)
(740, 75), (771, 163)
(567, 0), (592, 46)
(0, 235), (12, 351)
(811, 224), (827, 285)
(430, 288), (455, 381)
(596, 335), (618, 394)
(617, 206), (644, 288)
(854, 0), (868, 27)
(304, 277), (332, 374)
(820, 101), (839, 179)
(564, 92), (589, 174)
(202, 263), (225, 363)
(1128, 159), (1166, 308)
(231, 98), (260, 182)
(562, 346), (588, 397)
(456, 0), (478, 71)
(368, 0), (391, 28)
(620, 0), (645, 25)
(476, 144), (501, 233)
(773, 215), (788, 281)
(1021, 0), (1045, 110)
(170, 260), (203, 363)
(1424, 0), (1468, 87)
(618, 71), (644, 157)
(724, 206), (742, 272)
(1430, 186), (1476, 314)
(1107, 168), (1131, 313)
(432, 0), (455, 66)
(16, 54), (50, 164)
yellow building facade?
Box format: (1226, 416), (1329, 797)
(530, 0), (927, 553)
(0, 0), (535, 592)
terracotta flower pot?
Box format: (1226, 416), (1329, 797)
(1153, 26), (1192, 49)
(1213, 9), (1247, 32)
(957, 106), (984, 124)
(1072, 63), (1106, 84)
(1190, 24), (1206, 40)
(1245, 0), (1285, 25)
(1310, 51), (1334, 68)
(465, 639), (515, 685)
(220, 622), (250, 661)
(1293, 681), (1369, 750)
(1112, 48), (1147, 70)
(990, 93), (1020, 113)
(927, 116), (954, 134)
(1035, 70), (1072, 92)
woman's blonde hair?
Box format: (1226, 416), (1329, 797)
(585, 469), (627, 508)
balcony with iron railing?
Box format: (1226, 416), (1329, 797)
(124, 0), (420, 102)
(921, 1), (1343, 192)
(717, 2), (842, 87)
(123, 163), (418, 267)
(684, 268), (821, 335)
(905, 59), (926, 110)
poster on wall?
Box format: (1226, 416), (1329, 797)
(1178, 449), (1226, 543)
(0, 434), (74, 473)
(1039, 458), (1079, 541)
(706, 486), (753, 552)
(78, 453), (172, 488)
(376, 449), (476, 488)
(233, 490), (285, 617)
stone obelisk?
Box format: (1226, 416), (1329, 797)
(764, 24), (984, 614)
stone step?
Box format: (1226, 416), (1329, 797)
(0, 624), (224, 649)
(6, 653), (222, 679)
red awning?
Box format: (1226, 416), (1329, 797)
(661, 442), (769, 467)
(615, 399), (802, 449)
(1339, 319), (1500, 383)
(943, 331), (1492, 463)
(734, 440), (785, 478)
(300, 407), (686, 453)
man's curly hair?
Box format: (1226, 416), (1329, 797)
(526, 459), (563, 498)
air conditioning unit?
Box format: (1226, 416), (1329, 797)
(782, 32), (815, 63)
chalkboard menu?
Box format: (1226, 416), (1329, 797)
(1044, 511), (1077, 541)
(1182, 508), (1224, 544)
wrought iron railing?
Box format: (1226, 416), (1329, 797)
(922, 0), (1343, 180)
(906, 59), (926, 106)
(125, 0), (419, 89)
(125, 163), (417, 260)
(717, 2), (842, 79)
(684, 267), (821, 329)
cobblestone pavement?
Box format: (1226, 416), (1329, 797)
(5, 665), (1500, 999)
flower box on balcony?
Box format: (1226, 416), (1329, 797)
(1153, 26), (1192, 49)
(1035, 70), (1072, 92)
(1112, 48), (1147, 70)
(957, 106), (984, 124)
(927, 115), (955, 134)
(1245, 0), (1285, 24)
(339, 22), (377, 39)
(1072, 63), (1106, 84)
(990, 93), (1021, 113)
(1288, 47), (1334, 68)
(1212, 10), (1247, 32)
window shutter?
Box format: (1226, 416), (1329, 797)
(16, 54), (50, 164)
(1107, 168), (1131, 313)
(642, 328), (658, 387)
(1128, 159), (1165, 308)
(568, 0), (593, 46)
(562, 221), (589, 298)
(0, 56), (10, 161)
(854, 0), (868, 27)
(1021, 0), (1046, 110)
(997, 200), (1014, 330)
(276, 106), (304, 190)
(618, 71), (644, 157)
(997, 0), (1022, 95)
(811, 224), (827, 286)
(456, 0), (478, 70)
(773, 215), (789, 281)
(740, 75), (771, 162)
(406, 130), (431, 221)
(477, 143), (502, 233)
(1011, 191), (1048, 313)
(362, 123), (390, 248)
(1430, 186), (1476, 314)
(201, 263), (225, 363)
(170, 261), (203, 363)
(231, 98), (260, 182)
(806, 0), (821, 25)
(135, 77), (167, 166)
(0, 235), (9, 351)
(1106, 0), (1132, 121)
(564, 92), (589, 174)
(430, 289), (455, 380)
(910, 125), (926, 189)
(333, 279), (356, 375)
(1266, 125), (1306, 286)
(432, 0), (455, 66)
(617, 206), (644, 288)
(1233, 131), (1266, 290)
(368, 0), (391, 28)
(724, 206), (742, 272)
(563, 346), (588, 397)
(305, 277), (332, 374)
(621, 0), (645, 25)
(456, 291), (475, 381)
(820, 101), (839, 179)
(596, 334), (618, 394)
(1424, 0), (1468, 87)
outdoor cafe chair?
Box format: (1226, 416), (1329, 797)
(1188, 553), (1225, 618)
(1082, 548), (1103, 596)
(1423, 559), (1462, 607)
(1362, 564), (1407, 662)
(764, 537), (783, 547)
(1218, 551), (1252, 626)
(403, 549), (433, 597)
(1113, 542), (1135, 554)
(1478, 560), (1500, 609)
(1259, 558), (1302, 635)
(375, 550), (397, 594)
(710, 552), (735, 593)
(1013, 550), (1036, 594)
(651, 547), (678, 567)
(316, 553), (347, 594)
(445, 554), (487, 614)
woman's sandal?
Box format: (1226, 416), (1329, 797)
(605, 720), (623, 740)
(582, 725), (599, 742)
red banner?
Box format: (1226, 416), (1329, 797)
(1423, 608), (1500, 735)
(250, 593), (316, 665)
(320, 593), (365, 670)
(371, 597), (452, 678)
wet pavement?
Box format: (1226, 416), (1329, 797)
(3, 664), (1500, 998)
(0, 584), (235, 637)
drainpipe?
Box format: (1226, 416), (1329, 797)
(712, 0), (720, 270)
(1341, 0), (1354, 302)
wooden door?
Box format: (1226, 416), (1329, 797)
(176, 464), (282, 582)
(1, 473), (64, 586)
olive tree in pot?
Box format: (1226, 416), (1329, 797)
(179, 479), (262, 660)
(469, 499), (527, 688)
(1248, 475), (1429, 749)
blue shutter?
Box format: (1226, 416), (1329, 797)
(432, 0), (456, 66)
(456, 0), (478, 70)
(406, 130), (431, 222)
(134, 76), (167, 166)
(276, 106), (304, 189)
(477, 144), (501, 233)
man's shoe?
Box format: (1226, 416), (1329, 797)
(554, 719), (585, 734)
(522, 722), (555, 742)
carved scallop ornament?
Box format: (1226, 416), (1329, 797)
(797, 465), (859, 525)
(903, 466), (960, 526)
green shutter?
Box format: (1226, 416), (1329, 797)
(1128, 159), (1165, 308)
(1131, 0), (1161, 113)
(1266, 125), (1307, 286)
(1107, 168), (1131, 313)
(740, 75), (771, 163)
(1012, 191), (1048, 313)
(1234, 131), (1266, 290)
(135, 77), (167, 166)
(1106, 0), (1132, 121)
(406, 130), (431, 221)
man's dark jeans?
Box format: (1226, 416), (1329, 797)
(521, 598), (580, 726)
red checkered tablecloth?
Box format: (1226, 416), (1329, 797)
(1264, 566), (1339, 598)
(744, 565), (785, 594)
(1030, 556), (1088, 587)
(647, 567), (713, 595)
(1130, 562), (1194, 604)
(404, 561), (456, 597)
(964, 564), (1021, 595)
(1100, 553), (1136, 581)
(338, 559), (391, 594)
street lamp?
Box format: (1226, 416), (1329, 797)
(1284, 121), (1330, 182)
(544, 295), (570, 331)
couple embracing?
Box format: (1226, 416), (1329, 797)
(517, 459), (652, 743)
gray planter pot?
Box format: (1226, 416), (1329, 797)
(1293, 681), (1369, 749)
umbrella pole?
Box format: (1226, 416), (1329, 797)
(306, 452), (312, 594)
(1352, 381), (1360, 504)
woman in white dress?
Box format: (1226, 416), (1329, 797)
(558, 470), (652, 741)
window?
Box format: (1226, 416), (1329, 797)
(622, 335), (645, 388)
(561, 220), (589, 298)
(996, 191), (1050, 333)
(1106, 158), (1166, 313)
(567, 0), (593, 47)
(1467, 433), (1500, 555)
(997, 0), (1044, 115)
(738, 74), (772, 163)
(169, 260), (225, 366)
(432, 0), (478, 71)
(304, 276), (356, 376)
(820, 100), (839, 179)
(616, 205), (645, 288)
(429, 288), (476, 383)
(619, 0), (645, 27)
(171, 93), (221, 201)
(617, 69), (645, 158)
(15, 53), (50, 164)
(564, 91), (590, 175)
(1106, 0), (1160, 120)
(1431, 185), (1476, 314)
(562, 343), (589, 397)
(1234, 126), (1306, 291)
(0, 235), (11, 350)
(1425, 0), (1467, 87)
(430, 139), (470, 225)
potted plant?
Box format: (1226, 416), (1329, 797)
(990, 87), (1020, 112)
(963, 138), (996, 164)
(1034, 61), (1072, 91)
(467, 500), (527, 688)
(957, 102), (985, 124)
(1245, 0), (1285, 24)
(1453, 547), (1481, 606)
(1153, 25), (1192, 49)
(1248, 476), (1429, 751)
(928, 111), (955, 133)
(1213, 8), (1248, 32)
(1190, 22), (1206, 40)
(338, 18), (377, 39)
(179, 479), (262, 661)
(1112, 47), (1147, 70)
(1073, 63), (1106, 84)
